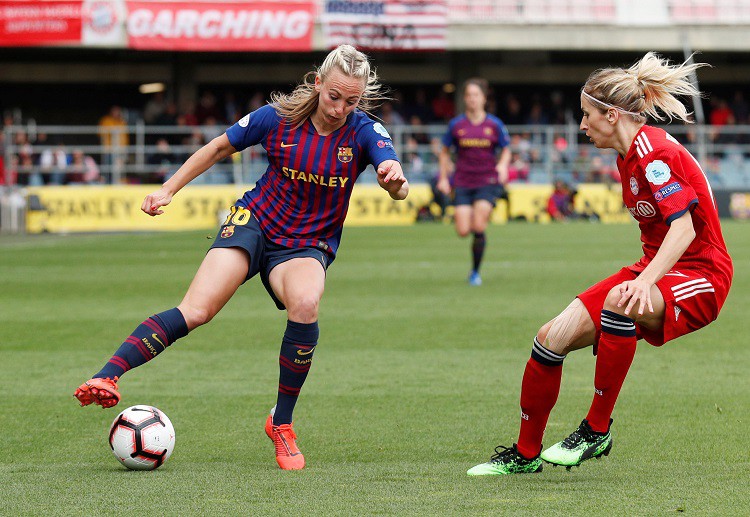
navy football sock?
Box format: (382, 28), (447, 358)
(94, 308), (188, 380)
(274, 320), (319, 426)
(472, 232), (486, 272)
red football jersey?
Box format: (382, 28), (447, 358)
(617, 125), (733, 294)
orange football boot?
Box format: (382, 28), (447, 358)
(74, 377), (121, 408)
(265, 408), (304, 470)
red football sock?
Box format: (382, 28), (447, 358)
(516, 338), (565, 459)
(586, 310), (637, 433)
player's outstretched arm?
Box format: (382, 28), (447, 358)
(376, 159), (409, 200)
(142, 134), (237, 216)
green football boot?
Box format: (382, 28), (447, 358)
(540, 419), (612, 469)
(467, 444), (543, 476)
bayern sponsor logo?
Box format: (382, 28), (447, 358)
(630, 176), (639, 195)
(636, 200), (657, 217)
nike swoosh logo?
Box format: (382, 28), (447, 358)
(297, 347), (316, 356)
(281, 142), (297, 148)
(152, 334), (165, 347)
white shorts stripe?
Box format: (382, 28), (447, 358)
(671, 278), (710, 291)
(674, 287), (715, 302)
(672, 282), (714, 297)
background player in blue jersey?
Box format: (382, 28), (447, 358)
(437, 78), (511, 286)
(74, 44), (408, 470)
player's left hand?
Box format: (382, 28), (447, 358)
(377, 160), (408, 199)
(141, 187), (173, 216)
(617, 278), (654, 317)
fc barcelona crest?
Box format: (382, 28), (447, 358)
(337, 147), (353, 163)
(221, 225), (235, 238)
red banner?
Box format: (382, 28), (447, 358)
(0, 0), (82, 46)
(125, 1), (314, 51)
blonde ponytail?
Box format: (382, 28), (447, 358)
(583, 52), (709, 123)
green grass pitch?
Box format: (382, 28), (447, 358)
(1, 222), (748, 515)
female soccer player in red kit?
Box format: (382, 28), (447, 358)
(74, 45), (408, 470)
(468, 53), (732, 475)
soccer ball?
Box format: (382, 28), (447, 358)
(108, 405), (175, 470)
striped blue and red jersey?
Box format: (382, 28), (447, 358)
(442, 114), (510, 188)
(225, 104), (398, 259)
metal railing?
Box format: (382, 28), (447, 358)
(4, 122), (750, 188)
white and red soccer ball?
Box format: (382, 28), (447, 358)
(109, 405), (175, 470)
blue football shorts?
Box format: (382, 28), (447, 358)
(453, 184), (506, 207)
(209, 206), (328, 310)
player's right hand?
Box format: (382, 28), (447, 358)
(437, 176), (451, 195)
(142, 187), (173, 216)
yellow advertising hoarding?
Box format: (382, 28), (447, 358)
(25, 183), (630, 234)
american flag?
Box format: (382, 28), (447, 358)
(322, 0), (447, 50)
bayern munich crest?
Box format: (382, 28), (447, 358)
(337, 147), (353, 163)
(630, 176), (639, 195)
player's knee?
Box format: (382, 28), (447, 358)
(456, 228), (470, 238)
(535, 321), (552, 345)
(602, 287), (626, 314)
(177, 303), (215, 329)
(286, 295), (320, 323)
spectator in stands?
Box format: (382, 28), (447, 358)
(587, 155), (619, 184)
(154, 102), (179, 144)
(378, 101), (405, 127)
(195, 91), (223, 124)
(507, 151), (529, 183)
(143, 91), (168, 124)
(98, 105), (129, 169)
(502, 94), (524, 125)
(509, 133), (532, 162)
(39, 138), (68, 185)
(547, 179), (575, 221)
(248, 91), (265, 113)
(13, 131), (36, 186)
(730, 90), (748, 124)
(223, 92), (240, 124)
(550, 89), (574, 125)
(68, 149), (100, 184)
(525, 100), (549, 126)
(404, 87), (434, 123)
(431, 88), (456, 121)
(146, 137), (176, 183)
(438, 77), (511, 286)
(177, 100), (199, 126)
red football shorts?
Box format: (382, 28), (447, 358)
(578, 266), (728, 347)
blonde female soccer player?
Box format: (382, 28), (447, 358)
(75, 45), (408, 471)
(468, 53), (732, 475)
